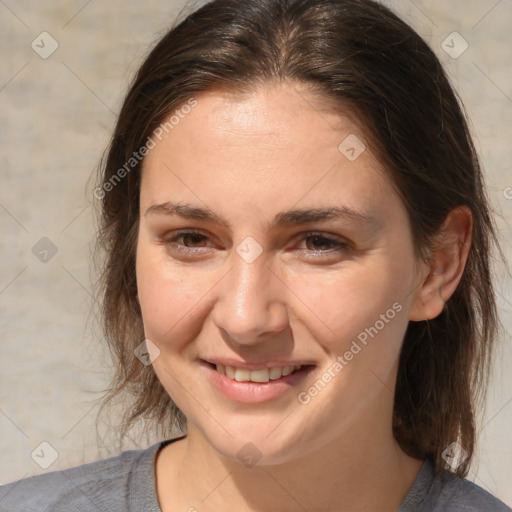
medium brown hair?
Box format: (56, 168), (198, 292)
(94, 0), (504, 476)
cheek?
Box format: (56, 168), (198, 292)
(290, 259), (411, 364)
(135, 246), (207, 347)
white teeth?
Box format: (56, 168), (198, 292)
(249, 368), (270, 383)
(269, 367), (282, 380)
(281, 366), (293, 376)
(234, 368), (251, 382)
(215, 364), (302, 382)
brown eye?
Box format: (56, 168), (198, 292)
(303, 233), (349, 253)
(162, 230), (213, 255)
(178, 232), (208, 247)
(305, 235), (340, 251)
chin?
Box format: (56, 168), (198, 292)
(195, 418), (310, 467)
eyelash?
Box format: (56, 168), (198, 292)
(161, 229), (350, 259)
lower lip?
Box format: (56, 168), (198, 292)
(201, 362), (314, 404)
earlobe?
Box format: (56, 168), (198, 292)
(408, 206), (473, 322)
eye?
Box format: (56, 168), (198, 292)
(160, 229), (351, 261)
(162, 230), (212, 255)
(303, 233), (346, 251)
(299, 232), (350, 257)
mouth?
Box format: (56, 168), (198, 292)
(200, 359), (316, 403)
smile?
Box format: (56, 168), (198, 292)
(201, 360), (315, 403)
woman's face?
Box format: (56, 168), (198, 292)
(136, 82), (427, 465)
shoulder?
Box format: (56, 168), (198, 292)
(0, 442), (162, 512)
(401, 458), (510, 512)
(431, 471), (510, 512)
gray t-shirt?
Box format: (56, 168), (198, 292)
(0, 436), (509, 511)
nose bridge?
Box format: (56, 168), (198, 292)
(212, 251), (288, 343)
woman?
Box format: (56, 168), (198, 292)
(1, 0), (509, 510)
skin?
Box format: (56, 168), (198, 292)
(135, 82), (472, 511)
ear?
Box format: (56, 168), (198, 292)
(409, 206), (473, 322)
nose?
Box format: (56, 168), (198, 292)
(211, 251), (289, 347)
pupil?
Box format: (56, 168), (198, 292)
(186, 234), (204, 246)
(311, 236), (327, 249)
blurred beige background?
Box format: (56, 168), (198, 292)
(1, 0), (511, 505)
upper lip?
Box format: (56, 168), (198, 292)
(202, 358), (315, 370)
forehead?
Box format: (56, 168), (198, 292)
(161, 84), (365, 151)
(140, 83), (403, 227)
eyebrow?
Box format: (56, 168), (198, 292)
(145, 201), (380, 231)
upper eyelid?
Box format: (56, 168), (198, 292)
(163, 229), (210, 242)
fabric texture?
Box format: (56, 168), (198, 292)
(0, 436), (509, 511)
